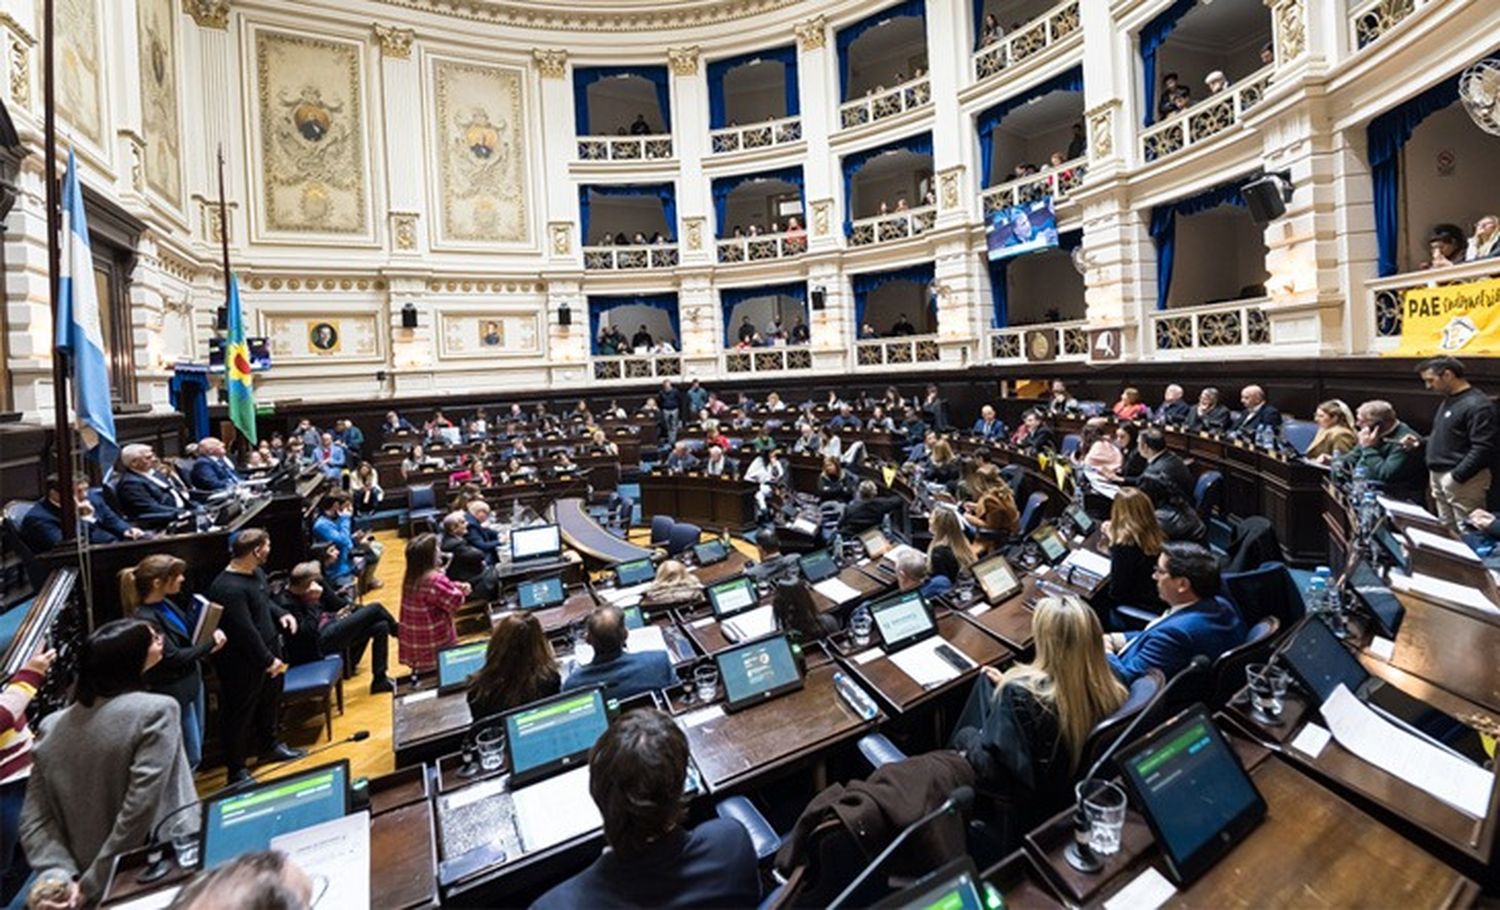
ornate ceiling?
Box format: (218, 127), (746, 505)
(371, 0), (809, 31)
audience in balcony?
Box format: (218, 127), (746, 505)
(1468, 215), (1499, 262)
(891, 313), (917, 336)
(630, 325), (655, 350)
(1261, 43), (1275, 66)
(1205, 71), (1230, 94)
(1158, 73), (1187, 119)
(629, 114), (651, 135)
(1067, 122), (1086, 159)
(981, 12), (1002, 46)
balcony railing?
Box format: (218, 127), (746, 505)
(848, 205), (937, 247)
(839, 75), (932, 131)
(709, 116), (803, 155)
(1150, 299), (1273, 354)
(592, 353), (683, 382)
(855, 334), (942, 367)
(1368, 259), (1500, 342)
(724, 346), (814, 374)
(576, 134), (674, 162)
(1139, 65), (1273, 164)
(582, 244), (681, 271)
(715, 230), (808, 264)
(973, 1), (1081, 82)
(988, 320), (1088, 362)
(1350, 0), (1432, 50)
(981, 158), (1087, 217)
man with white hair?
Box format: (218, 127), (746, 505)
(892, 547), (951, 599)
(114, 444), (191, 528)
(1157, 384), (1192, 425)
(1204, 70), (1229, 93)
(190, 437), (241, 491)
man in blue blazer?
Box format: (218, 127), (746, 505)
(20, 477), (143, 552)
(462, 499), (502, 563)
(1107, 543), (1246, 684)
(115, 444), (192, 528)
(189, 437), (241, 491)
(972, 404), (1007, 440)
(563, 606), (677, 701)
(1230, 384), (1284, 436)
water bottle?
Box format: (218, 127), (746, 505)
(1305, 576), (1328, 618)
(1351, 464), (1369, 502)
(1255, 426), (1271, 450)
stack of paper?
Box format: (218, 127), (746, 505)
(813, 577), (863, 604)
(1403, 526), (1481, 563)
(1377, 495), (1440, 524)
(1389, 571), (1500, 615)
(723, 605), (776, 642)
(513, 767), (603, 852)
(270, 812), (371, 910)
(888, 637), (973, 688)
(627, 624), (669, 654)
(1061, 548), (1112, 578)
(600, 582), (651, 606)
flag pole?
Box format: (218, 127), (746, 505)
(216, 145), (231, 286)
(42, 0), (76, 537)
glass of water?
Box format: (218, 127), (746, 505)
(693, 665), (719, 703)
(1246, 663), (1290, 723)
(849, 608), (874, 648)
(168, 815), (201, 869)
(476, 727), (506, 772)
(1076, 779), (1127, 856)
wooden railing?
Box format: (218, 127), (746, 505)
(715, 231), (808, 264)
(988, 320), (1088, 362)
(1139, 65), (1273, 164)
(848, 205), (937, 247)
(980, 158), (1087, 217)
(973, 1), (1081, 82)
(1150, 299), (1273, 354)
(576, 134), (674, 162)
(855, 333), (942, 367)
(1367, 259), (1500, 343)
(591, 353), (683, 381)
(839, 75), (932, 130)
(709, 115), (803, 155)
(1350, 0), (1431, 50)
(582, 244), (681, 271)
(723, 346), (814, 374)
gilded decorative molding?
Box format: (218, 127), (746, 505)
(1085, 101), (1116, 160)
(532, 49), (567, 78)
(937, 167), (962, 211)
(391, 212), (418, 250)
(8, 35), (30, 110)
(246, 274), (383, 292)
(182, 0), (230, 29)
(668, 46), (700, 76)
(123, 131), (146, 192)
(810, 199), (831, 237)
(795, 15), (826, 51)
(371, 0), (802, 32)
(549, 222), (571, 256)
(373, 24), (415, 58)
(1271, 0), (1307, 63)
(684, 217), (704, 251)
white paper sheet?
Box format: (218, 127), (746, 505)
(1321, 685), (1494, 818)
(966, 603), (991, 617)
(270, 812), (371, 910)
(401, 689), (438, 705)
(888, 637), (972, 688)
(1404, 526), (1481, 563)
(1289, 722), (1331, 759)
(1367, 636), (1396, 661)
(722, 605), (775, 642)
(110, 887), (182, 910)
(813, 577), (863, 604)
(513, 767), (603, 853)
(677, 705), (724, 729)
(1389, 571), (1500, 614)
(442, 776), (508, 812)
(1061, 548), (1112, 578)
(1378, 495), (1440, 524)
(790, 517), (819, 535)
(1103, 866), (1176, 910)
(881, 544), (923, 567)
(627, 624), (669, 654)
(600, 582), (651, 606)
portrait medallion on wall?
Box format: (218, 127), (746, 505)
(308, 321), (341, 353)
(439, 312), (542, 359)
(263, 314), (381, 362)
(57, 0), (103, 146)
(137, 0), (182, 207)
(254, 30), (369, 236)
(431, 58), (529, 246)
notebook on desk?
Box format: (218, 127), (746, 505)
(708, 576), (774, 643)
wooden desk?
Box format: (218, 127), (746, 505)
(1379, 592), (1500, 714)
(551, 497), (650, 566)
(691, 549), (752, 587)
(638, 473), (758, 531)
(832, 613), (1012, 714)
(959, 578), (1042, 651)
(812, 563), (891, 614)
(393, 688), (474, 768)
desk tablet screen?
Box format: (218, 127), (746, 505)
(1120, 709), (1265, 884)
(692, 540), (728, 565)
(716, 635), (802, 709)
(437, 642), (488, 689)
(873, 858), (985, 910)
(202, 762), (349, 868)
(708, 577), (758, 618)
(505, 689), (609, 785)
(1347, 560), (1405, 638)
(511, 524), (561, 560)
(1066, 504), (1095, 536)
(1281, 617), (1368, 703)
(870, 590), (934, 651)
(973, 553), (1021, 603)
(621, 605), (645, 629)
(615, 558), (655, 587)
(860, 528), (894, 558)
(798, 549), (838, 582)
(1030, 526), (1068, 563)
(517, 575), (565, 610)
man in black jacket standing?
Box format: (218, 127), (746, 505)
(207, 528), (303, 783)
(659, 378), (683, 443)
(1413, 357), (1497, 529)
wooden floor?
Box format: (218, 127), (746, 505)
(195, 524), (755, 795)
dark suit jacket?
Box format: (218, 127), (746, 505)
(1108, 596), (1246, 684)
(1157, 399), (1193, 425)
(115, 472), (187, 528)
(1232, 404), (1284, 435)
(972, 418), (1007, 440)
(838, 496), (903, 534)
(441, 532), (490, 586)
(562, 649), (676, 701)
(1017, 425), (1057, 453)
(1185, 405), (1231, 432)
(462, 512), (501, 559)
(1141, 451), (1195, 502)
(532, 820), (759, 910)
(20, 497), (128, 552)
(190, 457), (239, 491)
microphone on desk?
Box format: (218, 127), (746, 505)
(828, 785), (976, 909)
(1065, 655), (1210, 874)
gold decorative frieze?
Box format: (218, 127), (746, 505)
(370, 0), (801, 32)
(1085, 101), (1116, 160)
(811, 199), (831, 237)
(373, 23), (415, 58)
(549, 222), (571, 255)
(937, 167), (961, 211)
(182, 0), (230, 29)
(1271, 0), (1307, 63)
(533, 48), (567, 78)
(390, 212), (418, 250)
(245, 274), (383, 292)
(795, 15), (827, 51)
(668, 46), (700, 76)
(684, 217), (704, 251)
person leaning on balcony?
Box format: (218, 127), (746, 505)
(1157, 73), (1183, 119)
(1260, 43), (1275, 66)
(1067, 122), (1086, 159)
(629, 113), (650, 135)
(1171, 87), (1192, 112)
(1426, 224), (1468, 269)
(1467, 214), (1499, 261)
(1205, 71), (1230, 94)
(981, 13), (1002, 46)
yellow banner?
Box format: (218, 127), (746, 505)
(1392, 275), (1500, 357)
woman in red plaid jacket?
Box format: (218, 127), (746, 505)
(398, 534), (470, 673)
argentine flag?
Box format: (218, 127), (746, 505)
(56, 149), (117, 460)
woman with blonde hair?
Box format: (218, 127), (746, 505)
(467, 612), (560, 720)
(1306, 399), (1358, 463)
(950, 595), (1127, 834)
(641, 559), (705, 610)
(1101, 488), (1168, 624)
(927, 438), (961, 488)
(928, 506), (978, 569)
(118, 554), (225, 769)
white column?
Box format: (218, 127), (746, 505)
(4, 161), (53, 416)
(376, 29), (426, 260)
(925, 0), (973, 231)
(535, 52), (579, 266)
(671, 49), (710, 268)
(794, 18), (840, 254)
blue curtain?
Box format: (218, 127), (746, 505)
(835, 0), (926, 99)
(972, 0), (988, 49)
(573, 66), (673, 135)
(842, 132), (933, 235)
(720, 282), (808, 346)
(986, 230), (1081, 328)
(1368, 75), (1461, 277)
(711, 166), (804, 237)
(1140, 0), (1197, 126)
(589, 293), (681, 354)
(975, 66), (1084, 186)
(852, 262), (935, 336)
(1150, 178), (1249, 310)
(706, 46), (800, 129)
(579, 183), (678, 244)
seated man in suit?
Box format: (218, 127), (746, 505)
(1105, 543), (1245, 684)
(189, 436), (241, 491)
(439, 511), (499, 600)
(893, 547), (951, 600)
(1231, 384), (1283, 437)
(20, 476), (144, 552)
(838, 480), (903, 534)
(663, 441), (700, 474)
(1156, 384), (1193, 426)
(701, 445), (732, 477)
(463, 499), (503, 563)
(972, 404), (1007, 440)
(532, 708), (760, 910)
(562, 606), (677, 701)
(114, 443), (193, 529)
(311, 432), (346, 480)
(828, 403), (863, 432)
(746, 526), (798, 583)
(1136, 429), (1195, 502)
(1185, 387), (1231, 433)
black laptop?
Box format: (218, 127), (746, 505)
(510, 523), (562, 565)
